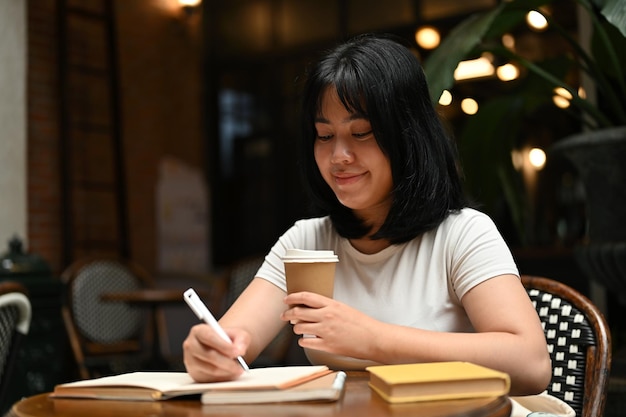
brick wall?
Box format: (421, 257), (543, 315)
(27, 0), (205, 276)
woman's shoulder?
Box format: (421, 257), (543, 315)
(430, 208), (500, 240)
(443, 207), (496, 227)
(293, 216), (333, 230)
(280, 216), (336, 242)
(276, 216), (338, 251)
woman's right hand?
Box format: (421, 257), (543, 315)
(183, 323), (250, 382)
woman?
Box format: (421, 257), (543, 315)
(183, 34), (551, 395)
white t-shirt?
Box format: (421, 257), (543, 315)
(256, 208), (518, 369)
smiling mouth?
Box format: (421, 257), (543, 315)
(333, 173), (364, 186)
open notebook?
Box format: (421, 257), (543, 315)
(201, 371), (346, 404)
(52, 366), (331, 401)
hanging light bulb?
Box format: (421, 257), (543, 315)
(526, 10), (548, 31)
(496, 63), (519, 81)
(415, 26), (441, 50)
(528, 148), (546, 170)
(439, 90), (452, 106)
(502, 33), (515, 50)
(454, 57), (495, 81)
(461, 98), (479, 115)
(553, 87), (572, 109)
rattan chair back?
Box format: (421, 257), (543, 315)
(522, 275), (611, 417)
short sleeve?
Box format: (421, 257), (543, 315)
(445, 210), (519, 300)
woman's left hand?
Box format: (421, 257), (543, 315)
(280, 291), (381, 360)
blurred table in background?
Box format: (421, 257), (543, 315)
(101, 288), (212, 369)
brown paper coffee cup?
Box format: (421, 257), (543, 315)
(283, 249), (338, 298)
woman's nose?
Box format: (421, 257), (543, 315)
(330, 138), (353, 164)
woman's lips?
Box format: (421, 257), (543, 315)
(333, 172), (364, 186)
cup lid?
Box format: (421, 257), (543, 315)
(282, 248), (338, 263)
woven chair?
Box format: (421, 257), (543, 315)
(0, 281), (31, 410)
(61, 258), (157, 379)
(522, 275), (612, 417)
(222, 255), (294, 366)
(223, 255), (265, 310)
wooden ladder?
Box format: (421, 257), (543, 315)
(57, 0), (129, 264)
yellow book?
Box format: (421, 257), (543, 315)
(366, 361), (510, 403)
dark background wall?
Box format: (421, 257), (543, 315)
(27, 0), (204, 275)
(25, 0), (596, 300)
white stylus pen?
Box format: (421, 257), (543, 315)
(183, 288), (250, 372)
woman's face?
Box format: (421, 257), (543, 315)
(313, 88), (393, 219)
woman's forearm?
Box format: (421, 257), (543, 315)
(371, 323), (551, 395)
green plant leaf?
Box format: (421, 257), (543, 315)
(424, 0), (626, 243)
(424, 3), (506, 103)
(458, 95), (529, 243)
(592, 0), (626, 37)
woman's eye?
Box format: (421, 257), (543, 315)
(316, 133), (333, 141)
(353, 130), (373, 139)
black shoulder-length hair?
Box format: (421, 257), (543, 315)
(300, 34), (467, 244)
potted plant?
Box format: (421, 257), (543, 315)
(424, 0), (626, 129)
(423, 0), (626, 296)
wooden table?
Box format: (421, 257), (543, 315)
(100, 288), (211, 305)
(7, 373), (511, 417)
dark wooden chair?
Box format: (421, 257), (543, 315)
(0, 281), (31, 409)
(522, 275), (612, 417)
(60, 257), (160, 379)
